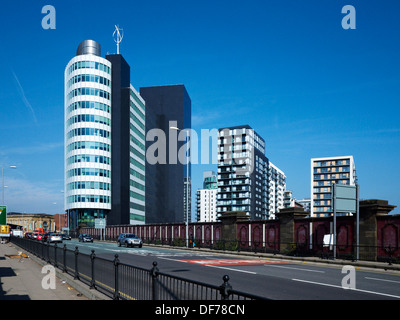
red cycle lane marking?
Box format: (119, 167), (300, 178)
(179, 259), (291, 266)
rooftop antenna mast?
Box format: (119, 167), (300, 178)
(113, 25), (124, 54)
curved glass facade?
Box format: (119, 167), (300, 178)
(65, 50), (112, 228)
(65, 40), (147, 230)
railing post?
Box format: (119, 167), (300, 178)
(41, 241), (45, 260)
(219, 275), (232, 300)
(90, 249), (96, 289)
(46, 241), (50, 264)
(151, 261), (159, 300)
(113, 254), (120, 300)
(54, 243), (58, 268)
(63, 244), (67, 273)
(74, 246), (79, 280)
(388, 245), (393, 266)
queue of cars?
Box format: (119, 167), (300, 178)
(24, 232), (71, 243)
(23, 231), (144, 249)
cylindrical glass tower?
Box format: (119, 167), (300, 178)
(64, 40), (112, 231)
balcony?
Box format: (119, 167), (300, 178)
(231, 199), (250, 205)
(231, 192), (250, 199)
(217, 194), (232, 200)
(218, 181), (231, 187)
(231, 186), (250, 192)
(231, 179), (251, 186)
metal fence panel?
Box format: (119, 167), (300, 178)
(10, 237), (270, 300)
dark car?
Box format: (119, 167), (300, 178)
(61, 233), (71, 240)
(78, 234), (93, 243)
(117, 233), (143, 248)
(41, 232), (51, 242)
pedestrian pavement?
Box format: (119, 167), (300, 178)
(0, 241), (91, 300)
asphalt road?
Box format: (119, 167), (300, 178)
(62, 239), (400, 300)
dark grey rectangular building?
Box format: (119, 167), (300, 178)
(106, 54), (131, 226)
(140, 85), (191, 224)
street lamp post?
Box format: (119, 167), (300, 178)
(1, 165), (17, 206)
(170, 126), (190, 248)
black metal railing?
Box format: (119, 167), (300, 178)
(10, 237), (269, 300)
(54, 233), (400, 265)
(137, 237), (400, 265)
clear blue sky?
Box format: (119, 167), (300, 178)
(0, 0), (399, 216)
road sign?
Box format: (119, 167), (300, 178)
(332, 184), (359, 260)
(0, 206), (6, 225)
(95, 218), (106, 229)
(95, 218), (107, 241)
(323, 234), (334, 248)
(334, 184), (357, 213)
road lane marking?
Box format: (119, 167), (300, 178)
(365, 277), (400, 284)
(292, 278), (400, 299)
(104, 248), (131, 252)
(158, 257), (257, 274)
(158, 257), (189, 263)
(179, 259), (288, 266)
(205, 265), (257, 274)
(265, 265), (325, 273)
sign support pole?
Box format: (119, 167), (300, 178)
(356, 184), (359, 261)
(331, 183), (357, 261)
(333, 183), (336, 260)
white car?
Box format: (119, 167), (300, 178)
(117, 233), (143, 248)
(48, 233), (63, 243)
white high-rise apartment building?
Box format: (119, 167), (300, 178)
(267, 162), (286, 219)
(297, 199), (311, 213)
(197, 189), (218, 222)
(311, 155), (356, 217)
(196, 171), (218, 222)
